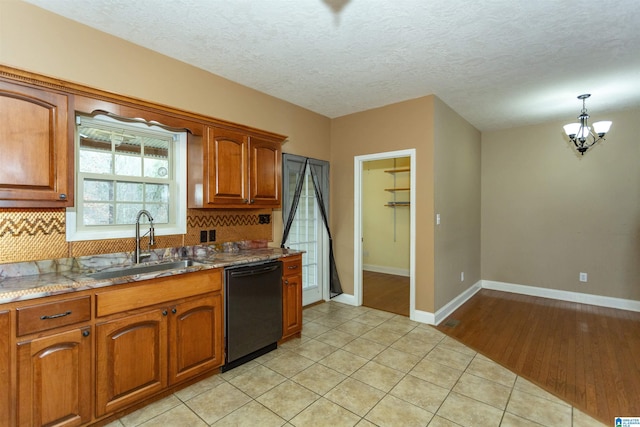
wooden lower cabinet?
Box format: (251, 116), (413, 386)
(16, 326), (92, 427)
(169, 294), (223, 384)
(0, 311), (11, 427)
(281, 256), (303, 340)
(95, 292), (224, 418)
(96, 309), (167, 417)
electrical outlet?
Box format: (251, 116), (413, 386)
(461, 271), (464, 282)
(199, 230), (207, 243)
(209, 229), (216, 242)
(579, 272), (588, 282)
(258, 214), (271, 224)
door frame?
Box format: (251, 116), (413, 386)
(353, 149), (416, 320)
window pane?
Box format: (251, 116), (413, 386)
(114, 154), (142, 177)
(83, 203), (113, 225)
(146, 204), (169, 223)
(83, 179), (113, 202)
(144, 158), (170, 178)
(79, 150), (112, 174)
(115, 203), (143, 224)
(116, 182), (143, 202)
(145, 184), (169, 203)
(115, 140), (141, 155)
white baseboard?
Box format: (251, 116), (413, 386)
(482, 280), (640, 313)
(412, 309), (435, 325)
(331, 293), (357, 306)
(363, 264), (410, 277)
(434, 281), (482, 325)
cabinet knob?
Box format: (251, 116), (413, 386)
(171, 308), (177, 314)
(59, 193), (67, 200)
(243, 199), (249, 204)
(162, 310), (168, 316)
(250, 199), (255, 204)
(82, 330), (90, 337)
(284, 279), (289, 285)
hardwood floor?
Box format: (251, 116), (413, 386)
(437, 289), (640, 424)
(362, 270), (409, 316)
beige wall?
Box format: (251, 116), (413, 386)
(362, 158), (410, 273)
(0, 1), (331, 250)
(482, 107), (640, 301)
(331, 96), (436, 312)
(433, 97), (482, 309)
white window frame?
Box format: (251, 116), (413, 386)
(66, 114), (187, 242)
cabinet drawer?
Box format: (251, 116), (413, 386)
(17, 296), (91, 336)
(96, 269), (222, 317)
(282, 255), (302, 277)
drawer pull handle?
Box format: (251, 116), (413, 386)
(40, 310), (72, 320)
(287, 265), (299, 270)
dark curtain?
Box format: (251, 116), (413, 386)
(281, 155), (343, 298)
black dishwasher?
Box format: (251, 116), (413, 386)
(222, 260), (283, 371)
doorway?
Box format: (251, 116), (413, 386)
(362, 157), (410, 315)
(282, 155), (330, 306)
(354, 149), (416, 319)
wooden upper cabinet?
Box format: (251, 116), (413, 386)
(249, 136), (281, 207)
(0, 79), (73, 207)
(206, 127), (248, 206)
(189, 125), (283, 209)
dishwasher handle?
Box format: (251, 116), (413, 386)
(228, 263), (280, 278)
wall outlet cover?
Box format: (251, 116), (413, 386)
(258, 214), (271, 224)
(209, 229), (216, 242)
(200, 230), (207, 243)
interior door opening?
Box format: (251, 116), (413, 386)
(361, 157), (411, 316)
(354, 149), (416, 319)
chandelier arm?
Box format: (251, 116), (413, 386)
(564, 94), (610, 155)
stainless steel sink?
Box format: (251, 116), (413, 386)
(88, 259), (202, 280)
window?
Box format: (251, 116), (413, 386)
(66, 114), (187, 241)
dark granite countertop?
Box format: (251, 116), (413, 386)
(0, 247), (302, 304)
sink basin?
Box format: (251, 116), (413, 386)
(88, 259), (201, 280)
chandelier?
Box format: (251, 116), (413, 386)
(563, 94), (612, 155)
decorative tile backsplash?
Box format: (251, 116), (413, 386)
(0, 208), (274, 264)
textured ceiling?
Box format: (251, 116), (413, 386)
(23, 0), (640, 131)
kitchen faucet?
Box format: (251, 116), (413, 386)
(134, 209), (155, 263)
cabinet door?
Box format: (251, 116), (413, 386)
(0, 311), (10, 427)
(96, 310), (167, 417)
(206, 126), (248, 205)
(168, 294), (223, 384)
(282, 274), (303, 339)
(248, 137), (281, 207)
(0, 80), (72, 207)
(16, 327), (92, 427)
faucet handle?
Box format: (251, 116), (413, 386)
(149, 225), (156, 246)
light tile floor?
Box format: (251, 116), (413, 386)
(106, 302), (606, 427)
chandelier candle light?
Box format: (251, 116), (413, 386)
(563, 94), (612, 155)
